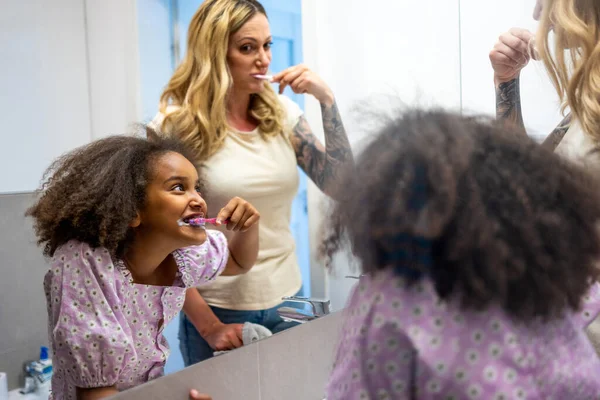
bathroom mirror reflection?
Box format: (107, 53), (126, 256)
(0, 0), (574, 397)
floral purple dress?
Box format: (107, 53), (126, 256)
(327, 268), (600, 399)
(44, 231), (228, 400)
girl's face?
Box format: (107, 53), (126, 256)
(227, 13), (273, 95)
(135, 152), (208, 247)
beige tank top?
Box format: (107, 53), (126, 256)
(150, 95), (304, 310)
(554, 119), (600, 355)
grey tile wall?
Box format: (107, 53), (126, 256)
(0, 192), (49, 390)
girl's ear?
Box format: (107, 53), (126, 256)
(129, 212), (141, 228)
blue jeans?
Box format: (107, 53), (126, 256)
(178, 301), (300, 366)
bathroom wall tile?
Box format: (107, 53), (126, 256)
(0, 192), (49, 390)
(0, 346), (39, 390)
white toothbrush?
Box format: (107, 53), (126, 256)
(253, 74), (273, 81)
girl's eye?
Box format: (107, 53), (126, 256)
(171, 184), (184, 192)
(240, 44), (253, 53)
(195, 186), (202, 194)
(264, 42), (273, 50)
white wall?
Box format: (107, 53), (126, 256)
(460, 0), (562, 139)
(0, 0), (142, 193)
(302, 0), (563, 309)
(301, 0), (462, 309)
(0, 0), (92, 193)
(85, 0), (142, 139)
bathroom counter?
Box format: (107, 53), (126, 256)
(7, 389), (46, 400)
(111, 311), (343, 400)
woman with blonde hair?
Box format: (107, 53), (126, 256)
(489, 0), (600, 352)
(150, 0), (353, 365)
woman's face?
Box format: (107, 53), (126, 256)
(227, 13), (273, 95)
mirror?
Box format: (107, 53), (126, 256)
(0, 0), (563, 392)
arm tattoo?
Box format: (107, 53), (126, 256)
(496, 77), (526, 134)
(541, 113), (572, 151)
(292, 101), (353, 197)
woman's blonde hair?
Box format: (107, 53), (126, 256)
(537, 0), (600, 144)
(158, 0), (284, 161)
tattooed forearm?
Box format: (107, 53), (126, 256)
(496, 77), (526, 135)
(292, 101), (353, 197)
(541, 113), (572, 151)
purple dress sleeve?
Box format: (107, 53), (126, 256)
(44, 241), (135, 388)
(173, 230), (229, 287)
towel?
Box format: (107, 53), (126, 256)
(213, 322), (273, 356)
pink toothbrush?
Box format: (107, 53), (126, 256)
(178, 217), (229, 227)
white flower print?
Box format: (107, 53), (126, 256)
(483, 365), (498, 382)
(504, 332), (518, 348)
(360, 303), (369, 315)
(426, 379), (442, 393)
(432, 316), (444, 330)
(489, 318), (502, 332)
(373, 313), (385, 328)
(466, 349), (480, 365)
(369, 341), (381, 355)
(452, 313), (465, 326)
(384, 361), (399, 376)
(366, 358), (378, 374)
(400, 350), (413, 365)
(373, 293), (385, 305)
(392, 380), (406, 394)
(454, 367), (468, 383)
(389, 318), (401, 330)
(513, 387), (526, 399)
(488, 342), (502, 359)
(408, 325), (422, 339)
(386, 337), (399, 350)
(429, 335), (442, 349)
(503, 368), (517, 384)
(471, 329), (484, 344)
(513, 351), (527, 368)
(435, 362), (447, 376)
(412, 306), (424, 317)
(376, 389), (391, 400)
(468, 384), (483, 399)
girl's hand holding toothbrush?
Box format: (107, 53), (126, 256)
(215, 197), (260, 232)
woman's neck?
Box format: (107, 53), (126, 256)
(227, 89), (256, 131)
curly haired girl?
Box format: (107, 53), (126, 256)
(323, 110), (600, 399)
(27, 134), (260, 400)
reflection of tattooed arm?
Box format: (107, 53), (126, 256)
(496, 77), (526, 135)
(541, 114), (572, 151)
(291, 101), (353, 198)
